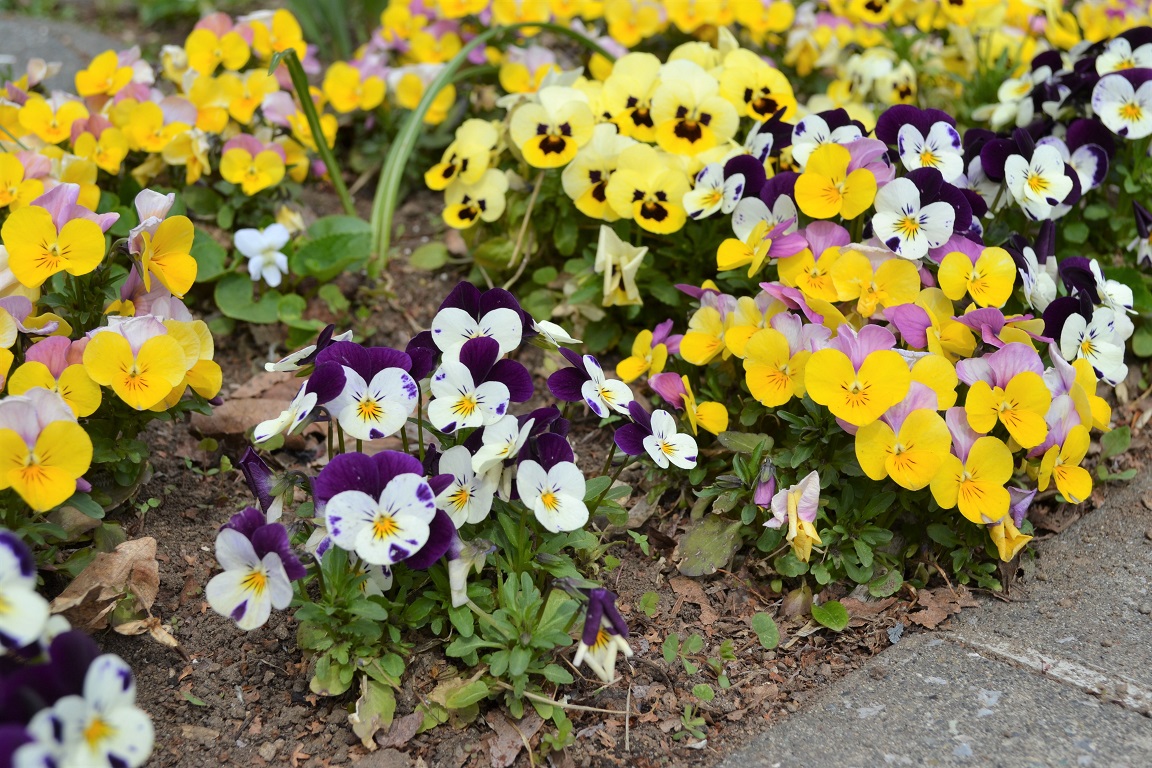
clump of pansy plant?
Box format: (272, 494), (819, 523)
(0, 183), (219, 573)
(603, 92), (1133, 596)
(0, 529), (154, 768)
(209, 281), (699, 740)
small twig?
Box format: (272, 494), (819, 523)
(493, 683), (628, 714)
(503, 173), (545, 290)
(625, 684), (632, 752)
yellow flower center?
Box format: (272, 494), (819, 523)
(1080, 338), (1095, 356)
(1121, 101), (1144, 122)
(919, 148), (938, 166)
(1025, 172), (1049, 194)
(372, 514), (399, 539)
(448, 486), (472, 510)
(240, 568), (268, 596)
(452, 394), (479, 416)
(592, 628), (610, 650)
(896, 215), (921, 237)
(356, 398), (383, 423)
(83, 717), (115, 748)
(540, 490), (560, 511)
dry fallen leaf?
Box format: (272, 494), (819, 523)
(486, 712), (544, 768)
(906, 587), (979, 630)
(50, 537), (159, 630)
(376, 712), (423, 750)
(669, 576), (719, 625)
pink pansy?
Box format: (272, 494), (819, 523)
(648, 372), (686, 409)
(70, 115), (113, 144)
(158, 94), (198, 125)
(24, 336), (79, 378)
(651, 319), (683, 357)
(31, 184), (119, 233)
(261, 91), (296, 126)
(878, 382), (939, 434)
(16, 151), (51, 180)
(955, 308), (1047, 349)
(828, 324), (897, 369)
(128, 189), (176, 256)
(0, 296), (57, 336)
(0, 387), (75, 448)
(846, 138), (895, 185)
(955, 341), (1044, 389)
(770, 311), (831, 353)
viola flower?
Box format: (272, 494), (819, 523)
(443, 169), (509, 229)
(1003, 145), (1074, 221)
(561, 123), (636, 221)
(0, 153), (44, 211)
(1037, 414), (1092, 505)
(956, 342), (1050, 450)
(251, 359), (345, 443)
(1014, 241), (1059, 312)
(206, 508), (304, 630)
(238, 446), (280, 520)
(896, 121), (964, 182)
(647, 373), (728, 436)
(435, 445), (496, 527)
(515, 458), (588, 533)
(8, 336), (101, 417)
(234, 224), (291, 288)
(318, 342), (418, 441)
(719, 48), (797, 122)
(1092, 71), (1152, 139)
(938, 246), (1016, 309)
(989, 516), (1032, 562)
(602, 52), (662, 142)
(615, 320), (675, 383)
(0, 529), (49, 654)
(548, 348), (634, 419)
(220, 136), (286, 195)
(636, 408), (698, 469)
(650, 59), (738, 156)
(790, 111), (864, 169)
(316, 451), (455, 568)
(1059, 307), (1128, 386)
(605, 143), (691, 234)
(931, 409), (1013, 525)
(871, 177), (956, 261)
(679, 304), (731, 366)
(0, 387), (91, 513)
(573, 588), (632, 683)
(509, 85), (594, 168)
(18, 653), (154, 768)
(428, 337), (531, 433)
(766, 470), (821, 563)
(322, 62), (385, 113)
(793, 143), (877, 220)
(775, 222), (847, 302)
(0, 203), (105, 290)
(470, 414), (534, 486)
(717, 216), (807, 278)
(593, 225), (647, 307)
(18, 94), (89, 145)
(184, 25), (250, 74)
(684, 163), (744, 221)
(805, 325), (910, 427)
(431, 282), (524, 356)
(856, 384), (951, 492)
(75, 49), (135, 96)
(828, 248), (920, 318)
(82, 317), (187, 411)
(426, 119), (500, 192)
(445, 537), (494, 608)
(129, 211), (196, 299)
(532, 320), (581, 348)
(742, 328), (810, 408)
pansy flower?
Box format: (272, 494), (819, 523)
(316, 342), (419, 441)
(805, 325), (910, 427)
(742, 327), (811, 408)
(265, 323), (353, 373)
(82, 317), (187, 411)
(426, 119), (500, 192)
(252, 359), (346, 443)
(930, 409), (1014, 525)
(435, 445), (496, 527)
(793, 143), (876, 220)
(856, 383), (951, 491)
(470, 414), (535, 488)
(548, 347), (633, 418)
(719, 48), (797, 122)
(650, 59), (738, 156)
(1036, 399), (1093, 504)
(766, 470), (821, 563)
(1092, 70), (1152, 139)
(561, 124), (636, 221)
(509, 85), (594, 168)
(220, 135), (286, 195)
(443, 169), (508, 229)
(9, 336), (101, 417)
(937, 246), (1016, 309)
(430, 281), (525, 356)
(605, 143), (691, 234)
(613, 402), (698, 469)
(789, 110), (864, 169)
(593, 225), (647, 306)
(314, 451), (455, 568)
(428, 337), (531, 433)
(0, 186), (113, 289)
(650, 373), (729, 436)
(872, 176), (956, 261)
(206, 507), (305, 630)
(1059, 307), (1128, 385)
(1003, 144), (1075, 221)
(684, 163), (744, 221)
(515, 454), (588, 533)
(615, 320), (678, 383)
(0, 529), (49, 654)
(601, 52), (662, 142)
(573, 588), (632, 683)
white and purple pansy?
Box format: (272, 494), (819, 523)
(17, 651), (154, 768)
(315, 341), (419, 441)
(1003, 144), (1076, 221)
(1096, 34), (1152, 75)
(573, 588), (632, 683)
(1059, 307), (1129, 386)
(430, 281), (527, 356)
(613, 402), (697, 469)
(0, 530), (49, 655)
(545, 347), (633, 418)
(470, 414), (535, 483)
(435, 445), (497, 527)
(1092, 69), (1152, 139)
(683, 162), (744, 220)
(252, 359), (346, 443)
(871, 175), (956, 261)
(313, 451), (456, 569)
(789, 110), (863, 169)
(515, 456), (588, 533)
(428, 337), (532, 433)
(897, 121), (963, 182)
(205, 508), (306, 631)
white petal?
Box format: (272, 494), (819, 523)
(732, 197), (770, 240)
(663, 433), (699, 469)
(84, 654), (137, 711)
(430, 307), (480, 352)
(874, 177), (919, 215)
(232, 228), (266, 258)
(534, 493), (588, 533)
(324, 490), (379, 548)
(649, 409), (679, 440)
(919, 201), (957, 247)
(263, 223), (291, 250)
(515, 460), (547, 508)
(642, 434), (670, 468)
(263, 553), (294, 609)
(476, 307), (524, 355)
(215, 528), (259, 571)
(206, 569), (272, 630)
(547, 461), (586, 499)
(0, 587), (49, 649)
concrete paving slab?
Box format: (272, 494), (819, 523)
(719, 633), (1152, 768)
(0, 14), (124, 92)
(951, 472), (1152, 691)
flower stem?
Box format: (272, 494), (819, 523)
(590, 459), (631, 514)
(503, 173), (545, 290)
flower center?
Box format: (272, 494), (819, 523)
(452, 393), (479, 417)
(240, 567), (267, 596)
(540, 489), (560, 512)
(918, 148), (938, 166)
(372, 514), (399, 539)
(448, 486), (472, 510)
(83, 716), (116, 749)
(1121, 101), (1144, 122)
(1025, 171), (1049, 194)
(896, 214), (921, 237)
(356, 397), (384, 423)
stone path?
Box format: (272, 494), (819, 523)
(722, 472), (1152, 767)
(1, 13), (123, 92)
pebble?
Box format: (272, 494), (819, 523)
(1145, 528), (1152, 542)
(1138, 603), (1152, 615)
(1102, 639), (1113, 647)
(258, 742), (278, 761)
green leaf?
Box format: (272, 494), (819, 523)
(349, 599), (389, 621)
(867, 568), (904, 598)
(542, 664), (574, 685)
(409, 242), (450, 271)
(190, 228), (228, 282)
(214, 273), (280, 323)
(277, 293), (307, 322)
(811, 600), (849, 632)
(1133, 327), (1152, 358)
(291, 232), (371, 282)
(310, 215), (372, 238)
(773, 551), (808, 577)
(692, 684), (715, 702)
(318, 283), (349, 313)
(583, 476), (612, 502)
(1100, 426), (1131, 460)
(181, 690), (208, 707)
(1063, 221), (1089, 244)
(750, 612), (779, 650)
(676, 515), (744, 577)
(472, 237), (514, 270)
(443, 679), (490, 709)
(349, 678), (396, 749)
(554, 217), (578, 255)
(715, 431), (774, 454)
(662, 633), (679, 663)
(853, 539), (874, 568)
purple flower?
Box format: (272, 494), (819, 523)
(546, 348), (633, 418)
(208, 508), (304, 630)
(573, 588), (632, 683)
(405, 330), (439, 382)
(238, 447), (276, 516)
(874, 104), (956, 145)
(613, 401), (652, 456)
(317, 342), (418, 440)
(955, 342), (1045, 389)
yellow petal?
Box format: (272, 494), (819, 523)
(937, 251), (973, 302)
(57, 364), (102, 416)
(1054, 463), (1092, 504)
(694, 401), (728, 435)
(964, 381), (1000, 434)
(887, 409), (950, 491)
(855, 419), (896, 481)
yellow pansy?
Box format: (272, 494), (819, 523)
(830, 250), (921, 318)
(805, 346), (911, 427)
(72, 128), (129, 175)
(226, 70), (280, 125)
(938, 247), (1016, 308)
(8, 362), (101, 417)
(989, 516), (1032, 562)
(0, 418), (92, 513)
(856, 409), (951, 491)
(719, 48), (798, 121)
(651, 60), (739, 156)
(75, 50), (134, 97)
(0, 155), (43, 211)
(82, 329), (187, 411)
(0, 206), (105, 289)
(124, 102), (189, 153)
(220, 147), (286, 196)
(249, 9), (307, 60)
(794, 143), (877, 219)
(604, 143), (690, 234)
(442, 169), (508, 230)
(323, 62), (386, 114)
(510, 86), (595, 169)
(931, 436), (1013, 524)
(394, 74), (456, 125)
(561, 123), (635, 220)
(18, 96), (89, 145)
(965, 371), (1051, 449)
(602, 52), (662, 142)
(426, 119), (500, 192)
(743, 328), (811, 407)
(615, 329), (668, 383)
(680, 306), (730, 366)
(138, 216), (197, 298)
(680, 375), (728, 436)
(1038, 425), (1093, 503)
(184, 27), (251, 74)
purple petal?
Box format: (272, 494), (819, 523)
(477, 287), (523, 317)
(1066, 117), (1115, 158)
(490, 359), (533, 402)
(724, 155), (766, 197)
(438, 281), (481, 316)
(238, 447), (275, 513)
(306, 361), (347, 405)
(548, 367), (588, 402)
(886, 304), (931, 349)
(312, 453), (379, 510)
(534, 433), (574, 469)
(371, 450), (426, 488)
(1042, 296), (1087, 341)
(251, 523), (306, 580)
(0, 530), (34, 579)
(405, 331), (439, 381)
(459, 336), (500, 385)
(222, 507), (266, 539)
(404, 509), (456, 570)
(614, 424), (649, 456)
(427, 472), (453, 496)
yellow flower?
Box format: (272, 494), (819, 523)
(743, 328), (811, 407)
(434, 0), (488, 20)
(856, 409), (951, 491)
(938, 247), (1017, 308)
(151, 320), (223, 410)
(510, 86), (595, 169)
(499, 59), (559, 95)
(777, 245), (843, 302)
(805, 346), (911, 427)
(680, 375), (728, 436)
(723, 296), (783, 357)
(75, 50), (134, 97)
(911, 354), (958, 409)
(287, 110), (338, 152)
(604, 143), (690, 234)
(680, 305), (729, 366)
(602, 52), (662, 142)
(829, 250), (921, 317)
(651, 60), (739, 156)
(1038, 425), (1092, 503)
(139, 216), (197, 298)
(965, 371), (1051, 449)
(442, 169), (508, 230)
(18, 95), (89, 145)
(491, 0), (552, 30)
(719, 48), (797, 121)
(83, 328), (188, 411)
(72, 128), (129, 175)
(426, 119), (500, 192)
(988, 516), (1032, 562)
(561, 123), (635, 220)
(1, 206), (105, 289)
(184, 27), (251, 74)
(220, 147), (286, 196)
(0, 418), (92, 513)
(0, 154), (44, 211)
(604, 0), (665, 48)
(226, 70), (280, 125)
(323, 62), (386, 114)
(931, 436), (1014, 524)
(918, 289), (976, 362)
(593, 225), (646, 306)
(394, 73), (456, 125)
(249, 9), (307, 60)
(8, 362), (101, 417)
(794, 143), (877, 219)
(162, 130), (211, 185)
(616, 329), (667, 383)
(124, 102), (189, 154)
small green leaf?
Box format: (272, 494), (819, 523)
(750, 612), (779, 650)
(443, 679), (490, 709)
(662, 633), (679, 663)
(692, 684), (715, 702)
(1063, 221), (1089, 244)
(867, 568), (904, 598)
(676, 515), (743, 577)
(181, 690), (208, 707)
(542, 664), (574, 685)
(349, 678), (396, 749)
(190, 227), (228, 282)
(715, 431), (774, 454)
(773, 551), (809, 577)
(639, 591), (660, 617)
(1100, 426), (1131, 460)
(214, 274), (280, 324)
(811, 600), (850, 632)
(409, 242), (450, 271)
